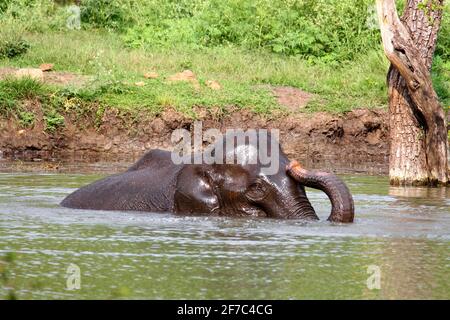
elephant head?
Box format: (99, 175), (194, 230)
(174, 130), (354, 222)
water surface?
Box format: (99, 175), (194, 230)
(0, 172), (449, 299)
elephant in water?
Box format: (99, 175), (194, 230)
(61, 131), (354, 222)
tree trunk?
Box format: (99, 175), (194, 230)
(377, 0), (448, 186)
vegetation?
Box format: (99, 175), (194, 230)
(0, 77), (44, 116)
(0, 77), (66, 131)
(0, 0), (448, 123)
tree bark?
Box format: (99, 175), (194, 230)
(376, 0), (448, 186)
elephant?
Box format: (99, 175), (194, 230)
(61, 131), (354, 222)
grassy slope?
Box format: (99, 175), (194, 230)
(0, 30), (391, 119)
(1, 0), (449, 128)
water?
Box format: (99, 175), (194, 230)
(0, 171), (449, 299)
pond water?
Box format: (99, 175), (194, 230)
(0, 170), (449, 299)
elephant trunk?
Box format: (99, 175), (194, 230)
(286, 161), (354, 223)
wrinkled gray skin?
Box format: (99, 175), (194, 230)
(62, 132), (344, 220)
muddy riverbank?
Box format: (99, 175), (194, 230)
(0, 105), (389, 174)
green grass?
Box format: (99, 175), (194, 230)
(0, 77), (44, 116)
(0, 30), (395, 118)
(0, 77), (67, 131)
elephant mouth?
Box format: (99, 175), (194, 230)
(242, 207), (268, 218)
(212, 205), (268, 218)
(286, 161), (355, 223)
(282, 201), (319, 220)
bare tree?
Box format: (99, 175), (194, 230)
(376, 0), (448, 186)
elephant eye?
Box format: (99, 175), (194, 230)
(245, 180), (268, 202)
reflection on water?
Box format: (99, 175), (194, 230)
(0, 172), (449, 299)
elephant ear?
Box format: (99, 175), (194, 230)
(245, 179), (268, 202)
(174, 165), (220, 215)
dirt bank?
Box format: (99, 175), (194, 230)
(0, 103), (389, 174)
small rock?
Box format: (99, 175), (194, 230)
(144, 72), (158, 79)
(168, 70), (196, 82)
(167, 70), (200, 89)
(15, 68), (44, 82)
(161, 110), (184, 130)
(151, 118), (165, 134)
(206, 80), (221, 90)
(17, 129), (26, 136)
(39, 63), (54, 72)
(104, 141), (113, 151)
(135, 81), (145, 87)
